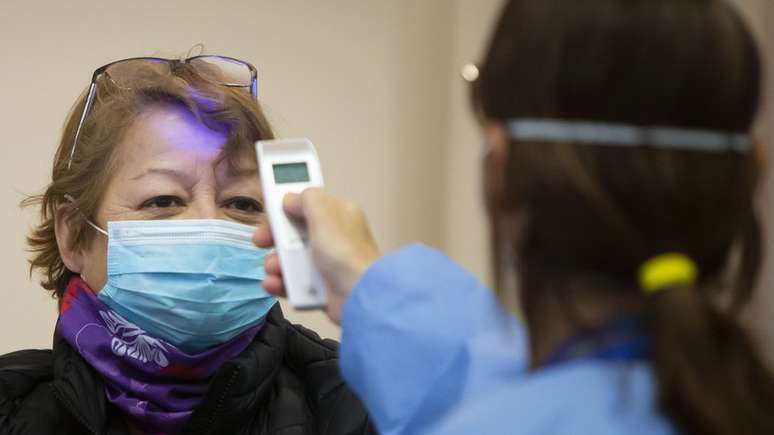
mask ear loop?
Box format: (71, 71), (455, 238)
(63, 194), (108, 236)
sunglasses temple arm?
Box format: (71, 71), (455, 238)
(67, 83), (97, 170)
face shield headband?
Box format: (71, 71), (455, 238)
(506, 119), (752, 153)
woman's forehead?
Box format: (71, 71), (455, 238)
(128, 105), (227, 156)
(115, 105), (257, 177)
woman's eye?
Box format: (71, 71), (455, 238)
(223, 197), (263, 214)
(141, 196), (184, 209)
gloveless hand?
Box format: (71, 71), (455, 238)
(253, 188), (381, 325)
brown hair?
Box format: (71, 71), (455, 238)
(477, 0), (774, 433)
(23, 59), (274, 298)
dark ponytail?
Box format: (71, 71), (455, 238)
(476, 0), (774, 433)
(651, 285), (774, 434)
(649, 211), (774, 434)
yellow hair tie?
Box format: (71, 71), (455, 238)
(638, 253), (698, 295)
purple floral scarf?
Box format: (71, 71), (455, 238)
(55, 276), (261, 434)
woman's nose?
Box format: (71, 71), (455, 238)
(187, 197), (219, 220)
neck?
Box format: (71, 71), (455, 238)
(525, 288), (643, 369)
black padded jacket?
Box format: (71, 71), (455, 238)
(0, 306), (376, 435)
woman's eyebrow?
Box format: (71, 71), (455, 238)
(225, 167), (259, 179)
(130, 167), (194, 182)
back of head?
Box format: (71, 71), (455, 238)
(476, 0), (774, 433)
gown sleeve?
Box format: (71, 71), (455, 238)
(339, 243), (528, 435)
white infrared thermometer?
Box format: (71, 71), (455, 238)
(256, 138), (327, 309)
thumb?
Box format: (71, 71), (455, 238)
(282, 192), (304, 223)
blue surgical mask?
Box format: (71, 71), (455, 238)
(94, 219), (276, 353)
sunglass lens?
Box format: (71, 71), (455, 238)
(190, 56), (253, 87)
(105, 59), (172, 89)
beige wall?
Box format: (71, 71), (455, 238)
(737, 0), (774, 362)
(440, 0), (774, 360)
(0, 0), (454, 352)
(1, 0), (772, 362)
(441, 0), (503, 287)
(438, 0), (774, 361)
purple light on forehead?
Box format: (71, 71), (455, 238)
(187, 85), (222, 113)
(151, 104), (228, 156)
(183, 85), (232, 140)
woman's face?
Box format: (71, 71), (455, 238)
(70, 104), (264, 292)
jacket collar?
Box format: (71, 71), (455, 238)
(50, 334), (113, 434)
(183, 305), (288, 434)
(50, 305), (289, 435)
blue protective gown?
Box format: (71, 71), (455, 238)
(340, 244), (678, 435)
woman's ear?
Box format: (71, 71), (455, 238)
(54, 204), (85, 274)
(482, 121), (511, 212)
(753, 133), (767, 174)
(484, 122), (510, 180)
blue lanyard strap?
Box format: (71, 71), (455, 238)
(545, 317), (650, 366)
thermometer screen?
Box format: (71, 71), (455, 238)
(273, 162), (310, 184)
